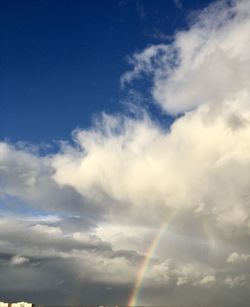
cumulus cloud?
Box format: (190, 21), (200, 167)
(198, 275), (216, 286)
(122, 0), (250, 115)
(2, 0), (250, 305)
(10, 255), (29, 266)
(227, 252), (250, 263)
(224, 275), (246, 288)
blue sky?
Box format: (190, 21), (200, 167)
(1, 0), (212, 143)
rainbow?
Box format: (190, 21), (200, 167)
(127, 223), (167, 307)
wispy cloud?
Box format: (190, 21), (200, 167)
(173, 0), (183, 10)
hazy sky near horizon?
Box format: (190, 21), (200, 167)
(2, 0), (250, 306)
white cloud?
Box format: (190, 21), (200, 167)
(122, 0), (250, 115)
(51, 104), (250, 240)
(10, 255), (29, 266)
(224, 275), (246, 288)
(227, 252), (250, 263)
(198, 275), (216, 286)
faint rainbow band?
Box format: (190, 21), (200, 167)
(127, 223), (168, 307)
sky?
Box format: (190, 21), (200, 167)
(1, 0), (250, 306)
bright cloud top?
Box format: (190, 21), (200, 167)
(1, 1), (250, 306)
(122, 0), (250, 115)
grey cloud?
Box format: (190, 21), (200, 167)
(0, 142), (102, 228)
(0, 217), (144, 298)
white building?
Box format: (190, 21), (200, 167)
(0, 302), (9, 307)
(11, 303), (33, 307)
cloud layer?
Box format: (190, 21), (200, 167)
(1, 1), (250, 306)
